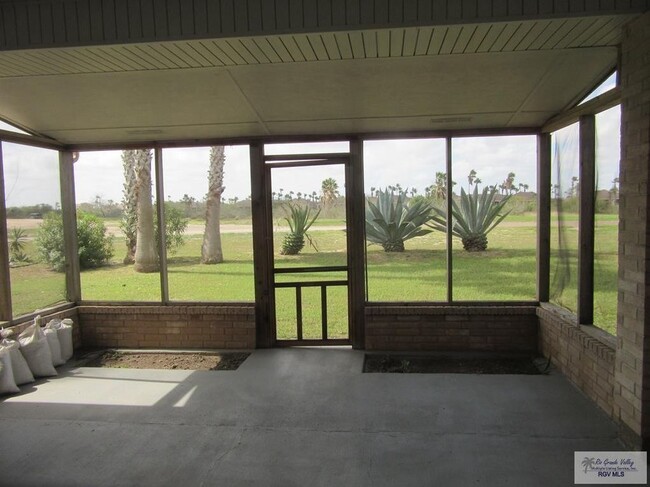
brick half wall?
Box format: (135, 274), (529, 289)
(365, 305), (538, 352)
(537, 304), (616, 420)
(77, 304), (256, 349)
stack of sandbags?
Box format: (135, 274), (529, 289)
(1, 315), (77, 395)
(45, 318), (74, 362)
(42, 323), (65, 367)
(0, 348), (19, 394)
(0, 328), (35, 392)
(18, 316), (57, 378)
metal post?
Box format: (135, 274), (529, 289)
(537, 133), (552, 302)
(578, 115), (596, 325)
(250, 141), (273, 348)
(446, 137), (453, 302)
(59, 150), (81, 303)
(296, 286), (303, 340)
(0, 142), (12, 320)
(154, 147), (169, 303)
(348, 138), (366, 349)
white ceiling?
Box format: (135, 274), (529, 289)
(0, 18), (625, 145)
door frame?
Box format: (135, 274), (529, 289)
(250, 140), (365, 349)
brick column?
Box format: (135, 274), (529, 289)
(617, 12), (650, 448)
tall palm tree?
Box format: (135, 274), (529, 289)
(321, 178), (339, 205)
(467, 169), (477, 188)
(434, 172), (447, 201)
(120, 150), (138, 264)
(201, 146), (226, 264)
(133, 149), (158, 273)
(570, 176), (579, 197)
(503, 172), (516, 194)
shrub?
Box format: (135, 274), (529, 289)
(155, 202), (189, 255)
(280, 203), (321, 255)
(9, 227), (30, 264)
(428, 186), (511, 252)
(365, 189), (433, 252)
(121, 202), (189, 260)
(36, 212), (114, 271)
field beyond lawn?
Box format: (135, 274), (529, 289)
(7, 214), (618, 337)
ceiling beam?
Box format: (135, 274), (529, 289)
(64, 126), (540, 152)
(0, 129), (65, 150)
(541, 87), (621, 133)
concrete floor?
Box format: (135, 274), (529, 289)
(0, 348), (622, 487)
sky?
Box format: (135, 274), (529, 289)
(2, 78), (620, 208)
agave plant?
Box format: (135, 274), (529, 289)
(366, 189), (433, 252)
(427, 186), (511, 252)
(9, 227), (29, 263)
(280, 203), (321, 255)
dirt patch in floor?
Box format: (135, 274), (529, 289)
(81, 350), (250, 371)
(363, 354), (546, 374)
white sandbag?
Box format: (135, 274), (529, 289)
(43, 327), (65, 366)
(0, 349), (19, 394)
(59, 318), (74, 360)
(18, 319), (57, 377)
(0, 338), (34, 385)
(46, 319), (74, 362)
(1, 327), (14, 339)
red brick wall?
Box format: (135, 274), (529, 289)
(618, 11), (650, 447)
(365, 305), (538, 352)
(538, 304), (615, 417)
(77, 304), (255, 349)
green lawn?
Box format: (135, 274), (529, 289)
(7, 214), (619, 337)
(8, 240), (67, 317)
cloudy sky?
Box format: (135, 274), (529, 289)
(2, 80), (620, 208)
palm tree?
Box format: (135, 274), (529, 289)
(321, 178), (339, 206)
(551, 184), (560, 199)
(570, 176), (579, 197)
(201, 146), (225, 264)
(133, 149), (158, 273)
(181, 194), (196, 214)
(434, 172), (447, 201)
(120, 150), (138, 264)
(503, 172), (516, 194)
(467, 169), (477, 188)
